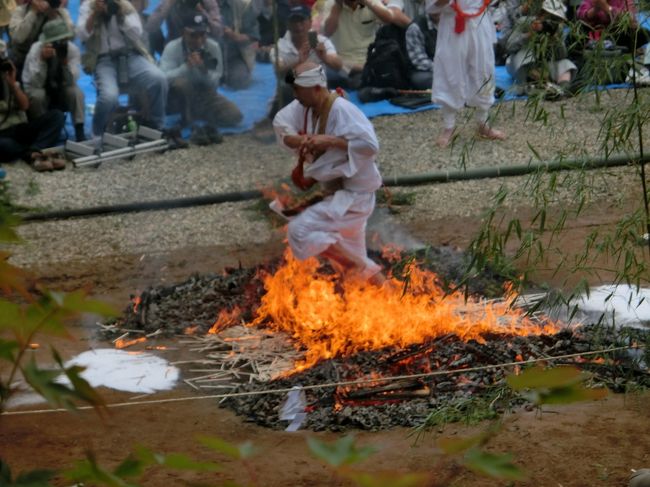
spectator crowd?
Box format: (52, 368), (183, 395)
(0, 0), (649, 170)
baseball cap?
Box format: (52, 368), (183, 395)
(183, 13), (210, 32)
(288, 4), (311, 20)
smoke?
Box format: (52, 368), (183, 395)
(367, 207), (425, 252)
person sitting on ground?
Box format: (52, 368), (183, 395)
(271, 61), (386, 285)
(160, 12), (243, 145)
(429, 0), (505, 148)
(505, 0), (576, 97)
(22, 18), (86, 141)
(577, 0), (650, 54)
(269, 4), (342, 116)
(76, 0), (168, 137)
(0, 41), (65, 171)
(322, 0), (409, 89)
(146, 0), (223, 46)
(8, 0), (73, 79)
(218, 0), (260, 89)
(404, 12), (437, 89)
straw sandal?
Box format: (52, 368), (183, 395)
(30, 152), (53, 172)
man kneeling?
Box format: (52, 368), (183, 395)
(271, 61), (385, 284)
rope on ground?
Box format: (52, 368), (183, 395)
(2, 344), (645, 417)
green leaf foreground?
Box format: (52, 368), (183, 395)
(307, 435), (376, 468)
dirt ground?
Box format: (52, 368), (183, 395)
(1, 201), (649, 487)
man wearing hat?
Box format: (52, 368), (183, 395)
(0, 39), (66, 170)
(505, 0), (576, 97)
(22, 18), (85, 141)
(267, 4), (342, 116)
(160, 12), (243, 144)
(271, 61), (385, 285)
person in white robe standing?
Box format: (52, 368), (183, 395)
(428, 0), (506, 147)
(271, 61), (385, 284)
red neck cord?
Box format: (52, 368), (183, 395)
(451, 0), (491, 33)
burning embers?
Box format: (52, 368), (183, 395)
(211, 249), (559, 372)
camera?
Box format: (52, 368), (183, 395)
(541, 19), (559, 34)
(106, 0), (120, 16)
(0, 57), (13, 73)
(193, 49), (218, 70)
(308, 31), (318, 49)
(53, 40), (68, 60)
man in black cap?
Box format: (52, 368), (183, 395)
(160, 12), (243, 144)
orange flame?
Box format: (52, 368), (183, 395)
(209, 306), (243, 334)
(132, 294), (142, 314)
(184, 325), (199, 335)
(115, 337), (147, 349)
(246, 249), (559, 371)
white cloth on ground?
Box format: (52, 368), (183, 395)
(272, 96), (383, 278)
(429, 0), (496, 112)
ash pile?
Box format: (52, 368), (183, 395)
(223, 326), (649, 431)
(103, 247), (650, 432)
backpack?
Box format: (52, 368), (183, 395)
(361, 24), (412, 90)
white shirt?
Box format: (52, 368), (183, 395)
(270, 31), (338, 68)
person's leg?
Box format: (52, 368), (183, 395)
(475, 107), (506, 140)
(436, 104), (457, 148)
(127, 54), (168, 130)
(22, 109), (65, 152)
(223, 55), (252, 89)
(26, 88), (48, 121)
(409, 70), (433, 91)
(93, 57), (120, 136)
(167, 77), (193, 126)
(0, 128), (27, 163)
(63, 84), (86, 141)
(200, 89), (244, 127)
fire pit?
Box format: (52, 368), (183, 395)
(104, 247), (650, 431)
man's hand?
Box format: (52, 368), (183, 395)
(314, 42), (327, 60)
(41, 43), (56, 60)
(304, 134), (346, 153)
(31, 0), (50, 14)
(187, 51), (204, 68)
(94, 0), (108, 14)
(2, 60), (17, 86)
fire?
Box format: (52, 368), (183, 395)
(245, 249), (559, 371)
(131, 294), (142, 314)
(115, 336), (147, 349)
(209, 306), (243, 334)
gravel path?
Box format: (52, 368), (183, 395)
(2, 88), (648, 267)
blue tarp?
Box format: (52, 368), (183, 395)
(16, 0), (648, 138)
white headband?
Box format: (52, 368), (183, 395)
(293, 66), (327, 88)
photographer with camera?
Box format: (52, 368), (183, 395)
(159, 12), (242, 144)
(76, 0), (168, 136)
(22, 18), (85, 141)
(0, 40), (65, 171)
(505, 0), (576, 98)
(146, 0), (223, 47)
(8, 0), (73, 80)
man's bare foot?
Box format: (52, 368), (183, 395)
(477, 124), (506, 141)
(436, 128), (455, 148)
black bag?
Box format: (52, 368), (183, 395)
(361, 24), (411, 89)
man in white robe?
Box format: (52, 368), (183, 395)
(428, 0), (506, 147)
(272, 61), (384, 283)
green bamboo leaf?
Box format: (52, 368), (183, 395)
(307, 435), (376, 468)
(537, 384), (608, 405)
(0, 339), (19, 361)
(506, 366), (583, 390)
(343, 470), (427, 487)
(12, 469), (56, 487)
(112, 455), (147, 479)
(197, 436), (240, 459)
(0, 301), (22, 330)
(22, 359), (76, 411)
(52, 349), (106, 413)
(437, 432), (489, 454)
(463, 448), (526, 481)
(65, 456), (139, 487)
